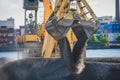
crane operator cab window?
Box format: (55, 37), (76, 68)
(28, 0), (35, 3)
(23, 0), (38, 10)
(28, 0), (36, 5)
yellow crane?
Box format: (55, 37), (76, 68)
(39, 0), (98, 58)
(17, 0), (41, 57)
(17, 0), (98, 58)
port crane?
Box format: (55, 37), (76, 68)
(17, 0), (41, 57)
(18, 0), (97, 58)
(39, 0), (99, 58)
(1, 1), (120, 80)
(39, 0), (99, 75)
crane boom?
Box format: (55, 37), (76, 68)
(39, 0), (98, 58)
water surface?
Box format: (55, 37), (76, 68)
(0, 49), (120, 60)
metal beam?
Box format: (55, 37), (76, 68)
(116, 0), (120, 22)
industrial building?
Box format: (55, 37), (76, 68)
(98, 16), (113, 23)
(0, 17), (14, 28)
(0, 17), (16, 51)
(98, 22), (120, 41)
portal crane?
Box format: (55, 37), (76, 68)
(39, 0), (99, 58)
(40, 0), (99, 75)
(17, 0), (41, 57)
(17, 0), (99, 59)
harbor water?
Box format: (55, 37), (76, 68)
(0, 49), (120, 60)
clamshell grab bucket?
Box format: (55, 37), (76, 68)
(46, 16), (73, 40)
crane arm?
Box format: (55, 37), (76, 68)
(40, 0), (99, 58)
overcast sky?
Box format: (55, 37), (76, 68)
(0, 0), (115, 29)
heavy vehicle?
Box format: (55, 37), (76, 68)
(39, 0), (98, 58)
(39, 0), (99, 75)
(17, 0), (41, 57)
(17, 0), (98, 58)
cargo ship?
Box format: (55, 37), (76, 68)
(0, 27), (17, 51)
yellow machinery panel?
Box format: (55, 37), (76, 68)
(17, 35), (24, 44)
(24, 35), (39, 42)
